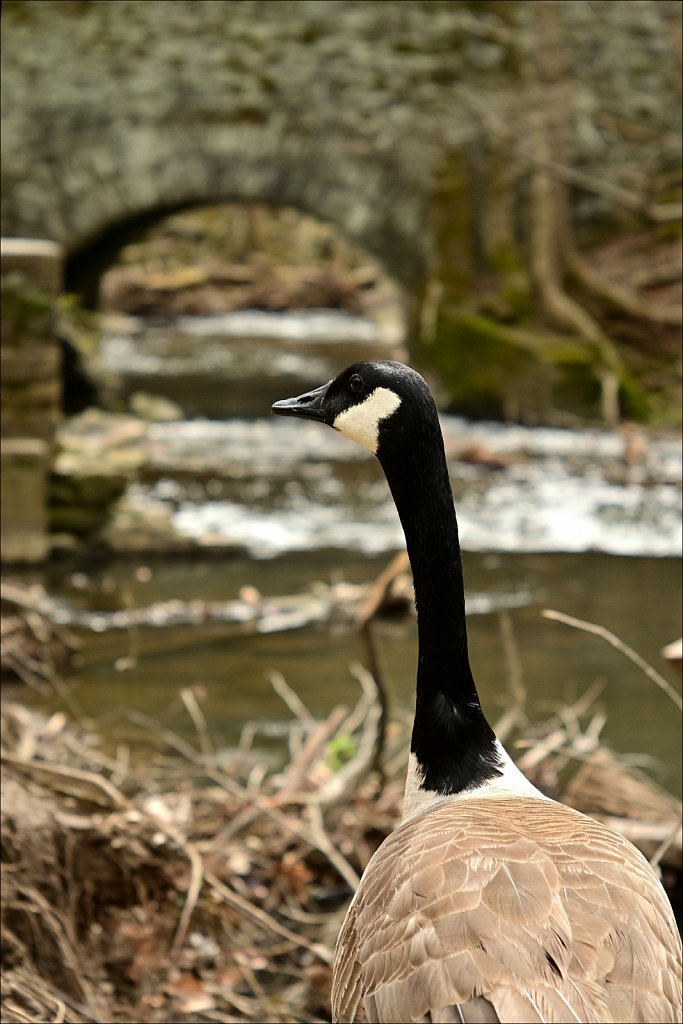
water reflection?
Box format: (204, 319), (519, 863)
(12, 551), (682, 796)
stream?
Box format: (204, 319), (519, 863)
(10, 310), (683, 793)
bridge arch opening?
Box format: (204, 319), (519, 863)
(54, 129), (429, 312)
(68, 201), (410, 420)
(96, 201), (406, 325)
(65, 198), (415, 321)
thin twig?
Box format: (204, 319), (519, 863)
(0, 749), (129, 809)
(127, 709), (200, 761)
(494, 610), (527, 742)
(353, 552), (411, 785)
(542, 609), (682, 711)
(315, 701), (381, 812)
(275, 705), (347, 800)
(204, 870), (333, 964)
(340, 662), (376, 737)
(2, 652), (51, 694)
(516, 727), (567, 771)
(180, 687), (214, 760)
(533, 680), (607, 726)
(360, 620), (388, 784)
(649, 820), (683, 869)
(307, 802), (361, 889)
(355, 550), (410, 625)
(47, 673), (93, 726)
(267, 670), (314, 723)
(170, 839), (205, 959)
(127, 709), (252, 805)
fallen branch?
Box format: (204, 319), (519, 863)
(0, 750), (129, 809)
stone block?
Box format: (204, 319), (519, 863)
(1, 378), (62, 407)
(0, 405), (61, 442)
(0, 280), (55, 347)
(0, 347), (62, 439)
(0, 343), (61, 384)
(0, 238), (64, 456)
(1, 238), (64, 295)
(1, 439), (50, 563)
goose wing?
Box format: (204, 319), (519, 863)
(332, 796), (681, 1023)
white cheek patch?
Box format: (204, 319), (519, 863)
(332, 387), (402, 453)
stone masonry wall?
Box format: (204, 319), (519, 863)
(2, 0), (681, 290)
(1, 239), (64, 562)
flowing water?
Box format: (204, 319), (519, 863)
(135, 413), (682, 558)
(11, 311), (681, 793)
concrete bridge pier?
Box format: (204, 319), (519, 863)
(1, 238), (64, 563)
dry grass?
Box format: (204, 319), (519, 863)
(1, 583), (680, 1023)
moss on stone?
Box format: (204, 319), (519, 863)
(478, 275), (533, 324)
(424, 308), (533, 415)
(429, 159), (476, 299)
(0, 278), (54, 345)
(488, 241), (525, 277)
(617, 371), (652, 423)
(49, 470), (128, 537)
(419, 305), (610, 420)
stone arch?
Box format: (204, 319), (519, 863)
(18, 128), (430, 306)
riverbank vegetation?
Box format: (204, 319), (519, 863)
(2, 567), (681, 1024)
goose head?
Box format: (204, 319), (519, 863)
(271, 360), (440, 459)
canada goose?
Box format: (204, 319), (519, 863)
(272, 361), (682, 1024)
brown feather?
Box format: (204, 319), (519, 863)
(332, 795), (682, 1023)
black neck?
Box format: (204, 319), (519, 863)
(379, 430), (502, 794)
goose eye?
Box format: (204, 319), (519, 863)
(350, 374), (365, 394)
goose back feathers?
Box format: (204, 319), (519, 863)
(332, 796), (681, 1022)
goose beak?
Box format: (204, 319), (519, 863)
(271, 382), (330, 423)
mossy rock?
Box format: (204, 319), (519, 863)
(0, 277), (55, 345)
(48, 470), (129, 537)
(49, 471), (128, 509)
(48, 505), (114, 537)
(421, 307), (607, 421)
(617, 371), (652, 423)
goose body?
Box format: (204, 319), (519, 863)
(272, 361), (681, 1024)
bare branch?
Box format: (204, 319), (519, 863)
(542, 609), (682, 711)
(567, 249), (683, 327)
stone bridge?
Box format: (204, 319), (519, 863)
(4, 0), (460, 298)
(1, 0), (680, 559)
(3, 1), (679, 299)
